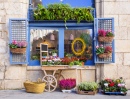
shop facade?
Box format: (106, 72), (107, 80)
(0, 0), (130, 89)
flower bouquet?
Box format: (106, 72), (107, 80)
(99, 77), (127, 95)
(9, 40), (27, 54)
(96, 45), (112, 58)
(98, 29), (114, 43)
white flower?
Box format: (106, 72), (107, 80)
(104, 83), (108, 87)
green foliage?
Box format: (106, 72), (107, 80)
(96, 45), (105, 55)
(34, 4), (94, 23)
(31, 54), (40, 60)
(9, 44), (17, 48)
(78, 82), (98, 91)
(69, 61), (82, 66)
(80, 33), (92, 46)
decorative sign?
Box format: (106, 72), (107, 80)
(71, 38), (86, 56)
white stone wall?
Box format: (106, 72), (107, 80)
(96, 0), (130, 89)
(0, 0), (28, 89)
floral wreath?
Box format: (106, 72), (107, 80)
(71, 38), (86, 56)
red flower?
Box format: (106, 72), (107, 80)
(109, 82), (115, 87)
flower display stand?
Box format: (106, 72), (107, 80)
(98, 36), (114, 43)
(102, 91), (127, 96)
(98, 53), (112, 58)
(10, 48), (26, 54)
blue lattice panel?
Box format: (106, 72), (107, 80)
(9, 19), (28, 64)
(94, 18), (115, 63)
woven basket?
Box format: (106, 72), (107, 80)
(98, 53), (112, 58)
(24, 78), (45, 93)
(98, 36), (114, 43)
(10, 48), (26, 54)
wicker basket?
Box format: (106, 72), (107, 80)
(98, 53), (112, 58)
(24, 79), (45, 93)
(10, 48), (26, 54)
(98, 36), (114, 43)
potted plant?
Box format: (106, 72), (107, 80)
(99, 77), (127, 95)
(51, 49), (58, 57)
(59, 78), (76, 93)
(98, 29), (114, 42)
(77, 82), (98, 95)
(69, 60), (82, 68)
(9, 40), (27, 54)
(96, 45), (112, 58)
(79, 57), (87, 65)
(42, 57), (62, 66)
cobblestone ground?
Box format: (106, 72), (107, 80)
(0, 89), (129, 99)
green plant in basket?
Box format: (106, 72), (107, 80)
(78, 82), (98, 91)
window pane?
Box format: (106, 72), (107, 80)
(64, 29), (93, 63)
(30, 29), (58, 61)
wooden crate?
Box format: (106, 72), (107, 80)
(77, 90), (97, 95)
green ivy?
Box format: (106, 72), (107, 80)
(33, 4), (94, 23)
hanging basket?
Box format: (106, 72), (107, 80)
(10, 48), (26, 54)
(98, 36), (114, 43)
(24, 78), (45, 93)
(98, 53), (112, 58)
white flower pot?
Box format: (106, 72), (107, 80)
(52, 53), (57, 57)
(62, 89), (72, 93)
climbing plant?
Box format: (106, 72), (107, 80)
(34, 4), (94, 23)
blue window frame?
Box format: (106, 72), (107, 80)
(28, 21), (95, 66)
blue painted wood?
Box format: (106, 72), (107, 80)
(28, 21), (95, 66)
(29, 60), (40, 66)
(42, 0), (95, 8)
(58, 29), (64, 58)
(104, 92), (126, 95)
(29, 21), (94, 28)
(94, 18), (115, 63)
(9, 19), (28, 64)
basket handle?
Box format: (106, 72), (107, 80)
(37, 78), (42, 83)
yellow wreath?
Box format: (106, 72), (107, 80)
(71, 38), (86, 56)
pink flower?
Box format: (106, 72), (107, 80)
(98, 29), (106, 37)
(12, 40), (17, 45)
(96, 46), (99, 49)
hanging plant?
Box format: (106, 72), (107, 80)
(33, 4), (94, 23)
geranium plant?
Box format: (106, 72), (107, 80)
(9, 40), (27, 48)
(98, 29), (114, 37)
(99, 77), (128, 94)
(59, 78), (76, 90)
(96, 45), (112, 55)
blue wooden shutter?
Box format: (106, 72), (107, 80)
(94, 18), (115, 63)
(9, 19), (28, 64)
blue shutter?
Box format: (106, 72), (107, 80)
(94, 18), (115, 63)
(9, 19), (28, 64)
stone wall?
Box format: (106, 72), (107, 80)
(0, 0), (28, 89)
(96, 0), (130, 89)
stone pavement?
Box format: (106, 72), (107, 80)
(0, 89), (129, 99)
